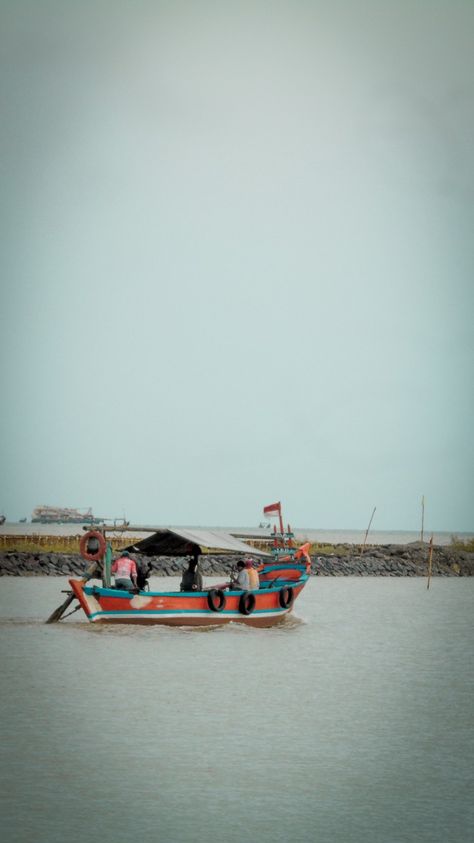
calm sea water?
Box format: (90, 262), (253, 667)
(0, 576), (472, 843)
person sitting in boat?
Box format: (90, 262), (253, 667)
(229, 560), (249, 590)
(245, 558), (260, 590)
(111, 550), (138, 591)
(180, 555), (203, 592)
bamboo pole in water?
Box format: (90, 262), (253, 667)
(46, 591), (76, 623)
(421, 495), (425, 543)
(427, 535), (434, 590)
(361, 507), (376, 555)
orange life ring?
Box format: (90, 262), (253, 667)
(79, 530), (106, 562)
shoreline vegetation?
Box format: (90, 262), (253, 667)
(1, 540), (473, 578)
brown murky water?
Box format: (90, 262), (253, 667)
(0, 577), (472, 843)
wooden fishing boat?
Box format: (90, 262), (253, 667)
(50, 503), (311, 627)
(69, 561), (309, 627)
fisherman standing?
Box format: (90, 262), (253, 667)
(180, 555), (203, 592)
(135, 556), (152, 591)
(111, 550), (138, 591)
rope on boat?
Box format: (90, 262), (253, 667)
(60, 603), (82, 620)
(45, 591), (76, 623)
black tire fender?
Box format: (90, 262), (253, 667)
(279, 586), (294, 609)
(239, 591), (256, 615)
(207, 588), (226, 612)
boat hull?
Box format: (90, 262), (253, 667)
(69, 577), (308, 627)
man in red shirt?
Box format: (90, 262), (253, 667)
(111, 551), (138, 591)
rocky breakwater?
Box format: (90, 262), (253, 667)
(313, 542), (474, 577)
(0, 553), (241, 578)
(0, 544), (473, 577)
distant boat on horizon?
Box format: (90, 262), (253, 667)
(31, 505), (103, 525)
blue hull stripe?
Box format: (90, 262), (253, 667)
(87, 607), (288, 620)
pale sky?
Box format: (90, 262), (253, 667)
(1, 1), (473, 531)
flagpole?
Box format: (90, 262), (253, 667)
(278, 504), (284, 538)
(361, 506), (376, 555)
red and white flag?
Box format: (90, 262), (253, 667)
(263, 502), (281, 518)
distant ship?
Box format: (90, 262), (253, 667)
(31, 505), (102, 524)
(0, 515), (5, 525)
